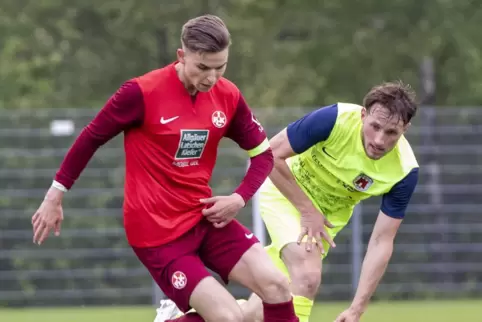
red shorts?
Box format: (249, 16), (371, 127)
(132, 218), (259, 312)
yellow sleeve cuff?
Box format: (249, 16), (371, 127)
(246, 138), (270, 157)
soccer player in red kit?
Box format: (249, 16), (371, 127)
(31, 14), (299, 322)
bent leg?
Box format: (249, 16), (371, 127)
(254, 181), (330, 322)
(150, 253), (242, 322)
(134, 238), (243, 322)
(200, 219), (298, 322)
(239, 241), (320, 322)
(187, 276), (243, 322)
(228, 243), (298, 322)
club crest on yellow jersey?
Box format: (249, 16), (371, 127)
(353, 173), (374, 192)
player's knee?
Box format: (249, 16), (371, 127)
(282, 243), (322, 297)
(256, 270), (292, 302)
(214, 306), (244, 322)
(290, 267), (322, 297)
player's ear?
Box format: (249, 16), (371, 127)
(361, 107), (367, 120)
(177, 48), (185, 63)
(403, 122), (411, 132)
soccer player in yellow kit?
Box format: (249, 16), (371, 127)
(156, 82), (419, 322)
(254, 81), (419, 322)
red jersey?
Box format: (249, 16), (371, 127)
(54, 62), (272, 247)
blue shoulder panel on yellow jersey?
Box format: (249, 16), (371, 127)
(286, 104), (338, 154)
(381, 168), (419, 219)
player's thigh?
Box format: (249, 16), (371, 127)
(131, 223), (209, 313)
(199, 218), (259, 285)
(133, 244), (209, 313)
(199, 219), (290, 302)
(189, 276), (243, 322)
(259, 183), (302, 259)
(280, 209), (352, 290)
(229, 242), (291, 303)
(260, 180), (348, 256)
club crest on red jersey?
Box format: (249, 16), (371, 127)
(171, 271), (187, 289)
(212, 111), (227, 128)
(353, 173), (373, 192)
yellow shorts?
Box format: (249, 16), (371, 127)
(259, 178), (352, 277)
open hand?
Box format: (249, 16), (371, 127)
(298, 207), (336, 253)
(32, 198), (63, 245)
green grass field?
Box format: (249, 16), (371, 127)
(0, 300), (477, 322)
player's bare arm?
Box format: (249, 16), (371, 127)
(335, 167), (419, 322)
(269, 128), (315, 212)
(32, 81), (144, 245)
(335, 212), (401, 322)
(269, 128), (335, 253)
(202, 93), (273, 228)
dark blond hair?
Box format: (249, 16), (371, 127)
(181, 14), (231, 53)
(363, 81), (418, 124)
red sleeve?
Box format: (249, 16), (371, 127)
(225, 94), (273, 203)
(54, 80), (144, 189)
(225, 94), (266, 150)
(234, 150), (273, 203)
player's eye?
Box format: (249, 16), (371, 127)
(198, 65), (209, 71)
(372, 124), (381, 131)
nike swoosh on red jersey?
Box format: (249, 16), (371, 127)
(160, 116), (179, 124)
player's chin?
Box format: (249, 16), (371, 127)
(368, 151), (386, 160)
(196, 83), (214, 92)
(368, 154), (382, 160)
(366, 145), (385, 160)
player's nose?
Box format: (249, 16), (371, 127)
(206, 75), (216, 84)
(373, 133), (385, 147)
